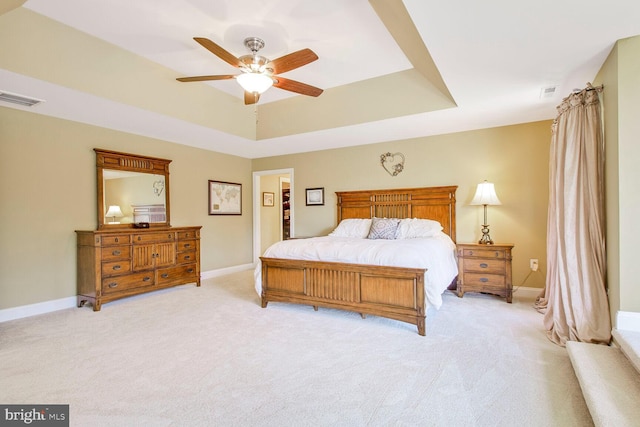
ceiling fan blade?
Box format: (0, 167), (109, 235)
(176, 75), (236, 82)
(244, 91), (260, 105)
(193, 37), (242, 68)
(273, 77), (323, 97)
(269, 48), (319, 74)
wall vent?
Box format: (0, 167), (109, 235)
(0, 91), (45, 107)
(539, 86), (557, 99)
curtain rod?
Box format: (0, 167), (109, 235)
(573, 83), (603, 93)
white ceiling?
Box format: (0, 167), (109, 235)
(3, 0), (640, 158)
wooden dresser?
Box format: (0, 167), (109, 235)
(76, 226), (201, 310)
(456, 243), (514, 303)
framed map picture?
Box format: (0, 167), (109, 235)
(208, 180), (242, 215)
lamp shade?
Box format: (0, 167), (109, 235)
(105, 205), (123, 218)
(470, 181), (501, 206)
(236, 72), (273, 94)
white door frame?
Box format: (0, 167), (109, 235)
(252, 168), (294, 265)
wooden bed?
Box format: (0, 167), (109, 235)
(259, 186), (457, 335)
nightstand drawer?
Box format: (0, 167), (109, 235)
(463, 272), (506, 288)
(463, 259), (505, 274)
(462, 248), (507, 259)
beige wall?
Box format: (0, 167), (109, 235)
(596, 34), (640, 322)
(0, 106), (551, 311)
(0, 107), (253, 309)
(253, 120), (552, 289)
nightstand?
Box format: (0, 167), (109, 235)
(456, 243), (514, 303)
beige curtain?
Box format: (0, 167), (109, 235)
(535, 83), (611, 346)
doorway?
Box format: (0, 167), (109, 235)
(252, 168), (294, 265)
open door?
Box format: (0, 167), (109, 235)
(252, 169), (294, 264)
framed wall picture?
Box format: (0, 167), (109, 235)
(208, 180), (242, 215)
(262, 192), (275, 207)
(306, 187), (324, 206)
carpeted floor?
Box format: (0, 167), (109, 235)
(0, 270), (593, 426)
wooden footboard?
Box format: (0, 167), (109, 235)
(260, 257), (427, 335)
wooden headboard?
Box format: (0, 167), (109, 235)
(336, 186), (457, 242)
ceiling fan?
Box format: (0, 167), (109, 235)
(177, 37), (323, 105)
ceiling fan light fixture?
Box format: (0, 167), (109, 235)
(236, 72), (273, 94)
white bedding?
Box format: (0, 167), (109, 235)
(254, 231), (458, 310)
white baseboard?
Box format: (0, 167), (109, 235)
(200, 263), (254, 280)
(512, 286), (543, 299)
(0, 296), (78, 323)
(617, 311), (640, 333)
(0, 264), (255, 323)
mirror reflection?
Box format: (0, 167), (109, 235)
(103, 170), (166, 224)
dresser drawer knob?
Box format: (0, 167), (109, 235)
(112, 250), (121, 256)
(495, 252), (499, 257)
(184, 255), (191, 260)
(108, 282), (118, 288)
(480, 277), (489, 282)
(184, 243), (191, 248)
(161, 273), (169, 279)
(112, 265), (121, 271)
(468, 250), (473, 255)
(115, 237), (119, 243)
(187, 268), (194, 273)
(143, 276), (151, 282)
(480, 263), (488, 268)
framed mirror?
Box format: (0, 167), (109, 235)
(95, 149), (171, 229)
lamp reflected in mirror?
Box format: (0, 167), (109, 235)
(470, 181), (501, 244)
(105, 205), (124, 224)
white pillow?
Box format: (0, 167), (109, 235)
(328, 218), (372, 238)
(395, 218), (443, 239)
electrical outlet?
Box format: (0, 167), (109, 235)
(530, 259), (539, 271)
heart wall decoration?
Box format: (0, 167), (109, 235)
(380, 152), (405, 176)
(153, 180), (165, 197)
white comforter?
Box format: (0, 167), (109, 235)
(254, 232), (458, 310)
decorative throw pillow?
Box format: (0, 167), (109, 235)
(328, 218), (372, 238)
(367, 217), (400, 240)
(395, 218), (443, 239)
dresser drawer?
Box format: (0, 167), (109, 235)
(101, 246), (131, 261)
(102, 271), (155, 295)
(133, 232), (175, 244)
(462, 248), (507, 259)
(177, 239), (196, 252)
(157, 264), (198, 286)
(176, 250), (196, 264)
(101, 234), (132, 246)
(463, 258), (505, 274)
(102, 260), (132, 276)
(177, 230), (198, 240)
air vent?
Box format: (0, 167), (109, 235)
(0, 91), (45, 107)
(539, 86), (557, 99)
